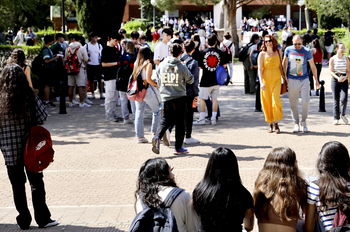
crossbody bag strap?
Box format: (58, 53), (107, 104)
(162, 188), (185, 208)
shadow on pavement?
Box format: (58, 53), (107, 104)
(0, 224), (128, 231)
(53, 140), (90, 145)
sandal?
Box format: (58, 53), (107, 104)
(274, 122), (280, 134)
(268, 123), (274, 133)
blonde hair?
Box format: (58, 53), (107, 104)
(126, 41), (135, 54)
(132, 46), (151, 80)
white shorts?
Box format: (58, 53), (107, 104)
(68, 68), (86, 87)
(325, 44), (334, 53)
(199, 85), (220, 100)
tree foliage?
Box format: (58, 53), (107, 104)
(73, 0), (127, 41)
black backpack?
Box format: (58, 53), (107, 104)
(251, 44), (260, 67)
(116, 54), (136, 92)
(222, 42), (233, 63)
(238, 43), (253, 62)
(128, 188), (184, 232)
(31, 47), (49, 76)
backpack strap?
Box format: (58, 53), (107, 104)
(162, 188), (185, 208)
(184, 56), (192, 64)
(86, 43), (89, 53)
(228, 42), (233, 49)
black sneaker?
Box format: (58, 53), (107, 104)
(44, 101), (56, 107)
(39, 219), (58, 228)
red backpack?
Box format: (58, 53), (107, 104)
(65, 46), (81, 75)
(24, 126), (54, 173)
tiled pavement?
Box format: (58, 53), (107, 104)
(0, 63), (348, 231)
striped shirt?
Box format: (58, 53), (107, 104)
(307, 181), (350, 231)
(333, 55), (347, 74)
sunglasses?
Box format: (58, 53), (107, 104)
(265, 40), (271, 43)
(293, 43), (302, 46)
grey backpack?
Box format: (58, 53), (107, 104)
(128, 188), (184, 232)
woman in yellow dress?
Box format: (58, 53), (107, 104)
(258, 35), (287, 133)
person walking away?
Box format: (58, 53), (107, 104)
(282, 27), (289, 47)
(193, 34), (227, 126)
(311, 39), (323, 96)
(244, 34), (259, 94)
(153, 28), (172, 69)
(0, 64), (58, 229)
(117, 41), (136, 124)
(7, 48), (34, 89)
(180, 40), (200, 145)
(193, 148), (254, 231)
(65, 34), (90, 108)
(133, 46), (161, 143)
(85, 32), (104, 100)
(101, 32), (122, 121)
(152, 43), (194, 155)
(258, 35), (287, 133)
(329, 43), (350, 125)
(323, 27), (338, 63)
(282, 34), (320, 133)
(220, 32), (235, 83)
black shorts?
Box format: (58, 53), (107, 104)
(87, 65), (102, 82)
(41, 68), (57, 87)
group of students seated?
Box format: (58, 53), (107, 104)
(134, 141), (350, 232)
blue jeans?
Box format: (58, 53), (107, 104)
(135, 85), (161, 138)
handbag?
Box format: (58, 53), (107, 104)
(278, 52), (288, 95)
(126, 65), (147, 102)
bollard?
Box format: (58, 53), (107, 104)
(318, 80), (326, 112)
(59, 80), (67, 114)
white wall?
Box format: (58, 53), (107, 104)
(214, 1), (223, 28)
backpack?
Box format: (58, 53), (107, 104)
(331, 208), (350, 232)
(117, 54), (136, 92)
(222, 42), (233, 63)
(324, 33), (333, 46)
(126, 65), (147, 102)
(24, 126), (54, 173)
(251, 44), (261, 67)
(216, 65), (228, 86)
(31, 47), (49, 76)
(65, 46), (81, 75)
(239, 43), (253, 62)
(128, 188), (184, 232)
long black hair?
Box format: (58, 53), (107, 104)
(192, 148), (247, 230)
(0, 63), (33, 120)
(135, 158), (177, 210)
(317, 141), (350, 212)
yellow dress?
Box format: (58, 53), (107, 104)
(261, 56), (283, 123)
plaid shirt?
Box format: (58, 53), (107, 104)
(0, 96), (47, 166)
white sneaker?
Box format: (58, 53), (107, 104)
(301, 121), (308, 133)
(68, 102), (75, 107)
(100, 103), (105, 107)
(193, 119), (206, 125)
(341, 115), (349, 124)
(72, 99), (79, 105)
(79, 102), (91, 108)
(84, 98), (93, 105)
(293, 124), (300, 133)
(333, 120), (340, 125)
(39, 219), (58, 228)
(184, 137), (200, 144)
(56, 97), (60, 102)
(123, 119), (133, 124)
(211, 118), (217, 125)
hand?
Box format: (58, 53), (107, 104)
(261, 83), (266, 91)
(315, 82), (320, 90)
(250, 66), (253, 70)
(283, 76), (288, 84)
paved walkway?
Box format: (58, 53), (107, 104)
(0, 63), (347, 231)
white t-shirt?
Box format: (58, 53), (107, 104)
(282, 30), (290, 41)
(136, 187), (199, 232)
(85, 42), (102, 65)
(16, 31), (24, 45)
(220, 39), (235, 59)
(154, 42), (169, 69)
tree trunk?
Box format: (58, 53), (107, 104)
(228, 0), (239, 57)
(348, 11), (350, 32)
(304, 7), (311, 30)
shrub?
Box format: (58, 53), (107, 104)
(123, 21), (146, 34)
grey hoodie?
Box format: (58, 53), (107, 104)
(156, 56), (194, 102)
(64, 41), (89, 68)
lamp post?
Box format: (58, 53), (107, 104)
(298, 0), (304, 31)
(62, 0), (66, 34)
(151, 0), (156, 27)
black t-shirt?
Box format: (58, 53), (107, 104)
(101, 46), (120, 81)
(198, 47), (226, 87)
(323, 31), (335, 46)
(311, 34), (320, 40)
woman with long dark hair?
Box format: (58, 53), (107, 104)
(7, 48), (33, 88)
(305, 141), (350, 232)
(254, 147), (307, 232)
(0, 64), (57, 229)
(258, 35), (287, 133)
(311, 39), (323, 95)
(135, 158), (197, 232)
(192, 148), (254, 231)
(133, 46), (161, 143)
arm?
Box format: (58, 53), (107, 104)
(33, 32), (37, 39)
(304, 203), (317, 232)
(24, 66), (33, 88)
(145, 63), (157, 87)
(44, 56), (60, 63)
(278, 50), (288, 83)
(329, 57), (339, 79)
(347, 57), (350, 77)
(192, 61), (200, 97)
(249, 49), (254, 70)
(102, 62), (119, 67)
(243, 208), (255, 232)
(258, 52), (265, 91)
(185, 68), (194, 84)
(282, 56), (288, 77)
(308, 58), (320, 89)
(154, 59), (160, 66)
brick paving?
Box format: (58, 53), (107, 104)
(0, 63), (347, 231)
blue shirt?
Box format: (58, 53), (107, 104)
(285, 46), (313, 80)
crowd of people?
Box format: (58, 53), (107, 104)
(135, 141), (350, 232)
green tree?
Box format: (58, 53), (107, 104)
(74, 0), (127, 41)
(308, 0), (350, 31)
